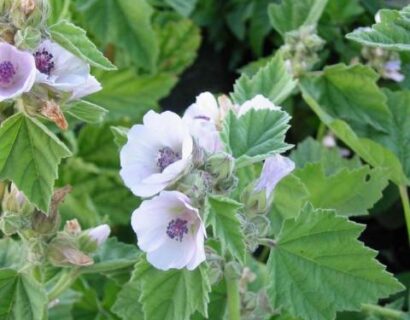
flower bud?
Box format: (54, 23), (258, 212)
(20, 0), (35, 15)
(205, 152), (235, 183)
(250, 215), (270, 238)
(64, 219), (82, 236)
(2, 183), (34, 216)
(14, 26), (41, 50)
(176, 170), (213, 204)
(31, 209), (60, 235)
(224, 261), (242, 281)
(48, 235), (93, 267)
(78, 224), (111, 253)
(241, 183), (268, 214)
(0, 212), (30, 236)
(206, 247), (224, 285)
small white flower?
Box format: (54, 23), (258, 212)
(383, 60), (405, 82)
(34, 40), (101, 99)
(88, 224), (111, 246)
(254, 154), (295, 200)
(237, 95), (281, 117)
(120, 110), (193, 197)
(131, 191), (206, 270)
(0, 42), (36, 101)
(322, 134), (336, 148)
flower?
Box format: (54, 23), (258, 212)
(88, 224), (111, 246)
(0, 42), (36, 102)
(120, 110), (193, 197)
(383, 60), (405, 82)
(131, 191), (206, 270)
(34, 40), (101, 99)
(254, 154), (295, 200)
(237, 95), (281, 117)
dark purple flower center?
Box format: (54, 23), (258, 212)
(34, 49), (54, 75)
(0, 61), (16, 87)
(166, 218), (189, 242)
(156, 147), (181, 172)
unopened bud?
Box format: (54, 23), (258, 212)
(48, 236), (93, 267)
(31, 209), (60, 235)
(0, 212), (30, 236)
(225, 261), (242, 281)
(40, 100), (68, 130)
(2, 183), (34, 216)
(14, 26), (41, 50)
(250, 215), (270, 238)
(64, 219), (82, 236)
(241, 183), (268, 214)
(177, 170), (213, 203)
(88, 224), (110, 245)
(21, 0), (35, 15)
(205, 152), (235, 182)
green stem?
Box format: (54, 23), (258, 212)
(316, 121), (326, 141)
(58, 0), (71, 22)
(47, 269), (79, 302)
(225, 275), (241, 320)
(362, 304), (405, 319)
(398, 185), (410, 243)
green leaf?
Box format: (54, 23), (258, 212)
(294, 164), (388, 216)
(0, 239), (25, 269)
(268, 0), (329, 36)
(157, 17), (201, 75)
(231, 53), (297, 105)
(133, 260), (211, 320)
(111, 126), (129, 148)
(205, 195), (245, 262)
(0, 269), (47, 320)
(221, 109), (292, 167)
(346, 6), (410, 51)
(49, 20), (116, 71)
(249, 0), (275, 57)
(87, 70), (177, 122)
(64, 100), (108, 124)
(76, 0), (158, 71)
(268, 205), (404, 320)
(322, 0), (364, 25)
(165, 0), (198, 17)
(0, 113), (71, 212)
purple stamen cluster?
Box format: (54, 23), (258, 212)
(0, 61), (16, 86)
(34, 49), (54, 75)
(157, 147), (181, 171)
(166, 218), (189, 242)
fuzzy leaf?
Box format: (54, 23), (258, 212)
(0, 269), (47, 320)
(0, 239), (24, 269)
(231, 53), (297, 105)
(346, 6), (410, 51)
(0, 113), (71, 212)
(49, 20), (116, 70)
(294, 164), (388, 216)
(268, 0), (329, 35)
(65, 100), (108, 124)
(205, 195), (245, 263)
(132, 260), (211, 320)
(268, 205), (404, 320)
(221, 109), (291, 167)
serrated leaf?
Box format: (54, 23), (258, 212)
(165, 0), (198, 17)
(133, 260), (211, 320)
(87, 70), (177, 122)
(0, 269), (47, 320)
(294, 164), (388, 216)
(346, 6), (410, 51)
(64, 100), (108, 124)
(49, 20), (116, 71)
(268, 205), (404, 320)
(76, 0), (158, 71)
(0, 113), (71, 212)
(221, 109), (291, 167)
(205, 195), (245, 262)
(268, 0), (329, 36)
(231, 53), (297, 105)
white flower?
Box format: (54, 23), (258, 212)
(131, 191), (206, 270)
(120, 110), (193, 197)
(88, 224), (111, 246)
(183, 92), (223, 153)
(322, 134), (336, 148)
(383, 60), (405, 82)
(254, 154), (295, 200)
(0, 42), (36, 102)
(237, 95), (281, 117)
(34, 40), (101, 99)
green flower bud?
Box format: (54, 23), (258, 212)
(205, 152), (235, 183)
(31, 209), (61, 235)
(48, 235), (94, 267)
(250, 215), (271, 238)
(176, 170), (213, 204)
(9, 0), (49, 29)
(241, 183), (269, 215)
(2, 183), (34, 216)
(224, 261), (242, 281)
(14, 26), (41, 50)
(78, 224), (111, 254)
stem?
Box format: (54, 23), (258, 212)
(225, 275), (241, 320)
(58, 0), (70, 22)
(362, 304), (405, 319)
(398, 185), (410, 243)
(316, 121), (326, 141)
(47, 269), (79, 302)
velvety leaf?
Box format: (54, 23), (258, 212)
(0, 269), (47, 320)
(0, 113), (71, 212)
(231, 53), (297, 105)
(64, 100), (108, 124)
(268, 205), (404, 320)
(221, 109), (292, 167)
(295, 164), (388, 216)
(49, 20), (116, 70)
(205, 195), (245, 263)
(0, 238), (25, 269)
(268, 0), (329, 36)
(346, 6), (410, 51)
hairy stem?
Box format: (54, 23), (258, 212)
(398, 185), (410, 243)
(225, 274), (241, 320)
(47, 269), (80, 302)
(362, 304), (404, 319)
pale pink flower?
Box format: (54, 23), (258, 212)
(383, 60), (405, 82)
(120, 111), (193, 197)
(34, 40), (101, 99)
(88, 224), (111, 246)
(131, 191), (206, 270)
(237, 95), (281, 117)
(254, 154), (295, 200)
(0, 42), (36, 101)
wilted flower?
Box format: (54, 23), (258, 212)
(0, 42), (36, 101)
(131, 191), (206, 270)
(120, 111), (193, 197)
(88, 224), (111, 246)
(237, 95), (281, 117)
(34, 40), (101, 99)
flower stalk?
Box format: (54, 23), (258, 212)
(225, 274), (241, 320)
(47, 268), (80, 302)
